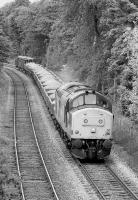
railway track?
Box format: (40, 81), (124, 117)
(23, 66), (138, 200)
(6, 70), (59, 200)
(5, 67), (138, 200)
(76, 160), (138, 200)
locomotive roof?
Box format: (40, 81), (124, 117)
(57, 82), (112, 107)
(69, 89), (111, 103)
(57, 82), (89, 96)
(42, 81), (61, 88)
(59, 82), (83, 90)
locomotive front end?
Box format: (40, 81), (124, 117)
(68, 91), (113, 160)
(55, 82), (113, 160)
(71, 107), (113, 159)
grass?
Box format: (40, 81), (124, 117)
(0, 69), (21, 199)
(0, 137), (21, 200)
(113, 103), (138, 156)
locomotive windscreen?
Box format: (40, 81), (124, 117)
(70, 91), (111, 111)
(85, 94), (96, 104)
(72, 96), (83, 107)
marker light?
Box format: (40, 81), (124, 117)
(84, 119), (88, 123)
(99, 119), (103, 124)
(91, 128), (96, 133)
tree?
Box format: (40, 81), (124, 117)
(0, 11), (10, 68)
(2, 0), (60, 62)
(106, 0), (138, 114)
(2, 0), (138, 118)
(47, 0), (138, 118)
(14, 0), (30, 7)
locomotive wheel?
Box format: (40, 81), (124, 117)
(60, 130), (64, 138)
(67, 141), (72, 149)
(87, 148), (96, 160)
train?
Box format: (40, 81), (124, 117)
(15, 56), (114, 160)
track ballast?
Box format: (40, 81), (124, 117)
(76, 160), (138, 200)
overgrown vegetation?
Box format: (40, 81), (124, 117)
(2, 0), (138, 118)
(0, 141), (21, 199)
(0, 71), (21, 199)
(0, 11), (11, 71)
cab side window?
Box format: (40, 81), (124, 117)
(72, 96), (83, 108)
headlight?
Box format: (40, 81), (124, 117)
(91, 128), (96, 133)
(75, 130), (79, 134)
(84, 119), (88, 123)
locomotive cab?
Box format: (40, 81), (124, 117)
(55, 82), (113, 159)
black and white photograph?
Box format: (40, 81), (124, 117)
(0, 0), (138, 199)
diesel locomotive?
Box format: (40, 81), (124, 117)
(15, 56), (114, 160)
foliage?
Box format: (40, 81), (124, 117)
(0, 11), (11, 67)
(2, 0), (138, 118)
(47, 0), (138, 117)
(2, 0), (61, 63)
